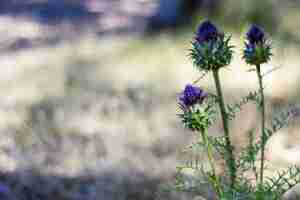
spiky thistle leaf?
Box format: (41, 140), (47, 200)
(227, 90), (260, 120)
(265, 166), (300, 195)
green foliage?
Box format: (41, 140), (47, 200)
(256, 106), (297, 153)
(227, 90), (260, 120)
(237, 130), (259, 179)
(268, 106), (296, 134)
(265, 166), (300, 195)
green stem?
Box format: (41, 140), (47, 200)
(249, 130), (258, 181)
(212, 69), (236, 188)
(256, 64), (266, 184)
(200, 130), (222, 196)
(200, 131), (216, 174)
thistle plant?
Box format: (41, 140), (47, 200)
(172, 20), (300, 199)
(243, 25), (272, 185)
(190, 20), (236, 188)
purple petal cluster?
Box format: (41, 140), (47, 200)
(179, 84), (207, 108)
(247, 25), (265, 45)
(196, 20), (219, 43)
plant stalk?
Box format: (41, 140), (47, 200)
(256, 64), (266, 184)
(212, 69), (236, 188)
(200, 130), (222, 196)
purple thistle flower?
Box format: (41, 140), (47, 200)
(196, 20), (219, 43)
(179, 84), (207, 108)
(247, 25), (265, 45)
(243, 25), (271, 65)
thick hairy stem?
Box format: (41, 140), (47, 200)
(212, 69), (236, 188)
(256, 64), (266, 184)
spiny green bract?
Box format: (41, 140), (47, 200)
(243, 42), (272, 65)
(243, 25), (272, 65)
(190, 35), (234, 71)
(178, 98), (217, 132)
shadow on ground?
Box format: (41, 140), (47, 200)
(0, 168), (176, 200)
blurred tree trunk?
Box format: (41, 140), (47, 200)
(150, 0), (220, 29)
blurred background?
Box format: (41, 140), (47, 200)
(1, 0), (300, 199)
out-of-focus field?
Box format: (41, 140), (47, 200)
(1, 1), (300, 199)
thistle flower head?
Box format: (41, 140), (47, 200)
(179, 84), (207, 108)
(190, 20), (233, 71)
(243, 25), (272, 65)
(247, 25), (265, 45)
(196, 20), (219, 43)
(178, 84), (216, 132)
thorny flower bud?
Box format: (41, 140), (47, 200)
(178, 84), (216, 132)
(243, 25), (272, 65)
(190, 20), (233, 71)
